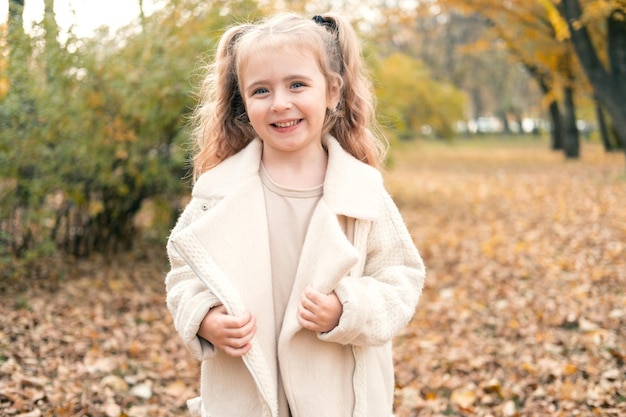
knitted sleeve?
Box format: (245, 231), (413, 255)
(319, 191), (425, 346)
(165, 197), (222, 361)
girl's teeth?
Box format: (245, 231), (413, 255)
(275, 120), (298, 128)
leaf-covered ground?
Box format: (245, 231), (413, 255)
(388, 140), (626, 416)
(1, 139), (625, 417)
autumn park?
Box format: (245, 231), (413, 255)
(1, 0), (625, 416)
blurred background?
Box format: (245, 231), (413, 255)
(1, 0), (624, 268)
(1, 1), (625, 416)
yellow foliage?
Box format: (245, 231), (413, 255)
(0, 49), (6, 99)
(0, 77), (7, 98)
(580, 0), (626, 24)
(374, 52), (466, 138)
(88, 200), (104, 217)
(540, 89), (560, 109)
(104, 116), (138, 144)
(541, 0), (571, 41)
(457, 39), (495, 54)
(87, 91), (104, 108)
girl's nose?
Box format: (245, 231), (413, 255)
(271, 91), (292, 112)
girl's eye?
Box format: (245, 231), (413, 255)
(291, 82), (305, 89)
(253, 88), (269, 95)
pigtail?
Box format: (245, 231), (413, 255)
(318, 13), (387, 169)
(191, 24), (256, 180)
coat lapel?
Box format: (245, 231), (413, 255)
(170, 175), (278, 417)
(175, 177), (272, 315)
(321, 135), (383, 220)
(279, 198), (360, 339)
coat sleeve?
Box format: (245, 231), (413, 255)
(165, 197), (222, 361)
(319, 191), (425, 346)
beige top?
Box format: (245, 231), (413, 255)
(260, 164), (323, 417)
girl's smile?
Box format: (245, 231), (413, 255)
(272, 119), (302, 129)
(240, 45), (340, 162)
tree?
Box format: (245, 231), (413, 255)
(43, 0), (59, 82)
(372, 52), (467, 140)
(522, 59), (565, 149)
(474, 14), (573, 149)
(1, 0), (43, 259)
(430, 0), (599, 158)
(7, 1), (26, 85)
(371, 4), (541, 141)
(554, 0), (626, 161)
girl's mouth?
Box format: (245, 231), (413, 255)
(272, 119), (301, 128)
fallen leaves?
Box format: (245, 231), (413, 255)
(388, 140), (626, 416)
(0, 140), (624, 416)
(0, 254), (198, 417)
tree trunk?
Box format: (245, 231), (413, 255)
(471, 87), (483, 121)
(562, 85), (579, 159)
(498, 110), (511, 135)
(8, 0), (25, 35)
(523, 62), (563, 149)
(8, 0), (27, 94)
(559, 0), (626, 157)
(43, 0), (59, 83)
(595, 100), (613, 152)
(514, 112), (524, 136)
(138, 0), (146, 29)
(548, 100), (564, 150)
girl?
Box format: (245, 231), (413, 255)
(165, 11), (425, 417)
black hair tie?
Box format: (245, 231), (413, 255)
(312, 15), (325, 25)
(312, 15), (338, 33)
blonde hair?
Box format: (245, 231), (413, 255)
(189, 12), (386, 180)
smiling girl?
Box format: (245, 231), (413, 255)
(165, 12), (425, 417)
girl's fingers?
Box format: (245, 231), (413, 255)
(223, 341), (253, 357)
(224, 325), (256, 356)
(297, 312), (320, 332)
(200, 307), (257, 357)
(299, 296), (314, 315)
(297, 302), (314, 321)
(298, 288), (343, 333)
(229, 320), (256, 344)
(303, 286), (323, 305)
(223, 313), (255, 338)
(223, 312), (255, 334)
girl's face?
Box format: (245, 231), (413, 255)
(240, 45), (340, 161)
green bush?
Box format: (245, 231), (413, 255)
(0, 1), (259, 268)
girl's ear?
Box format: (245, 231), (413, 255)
(327, 75), (342, 111)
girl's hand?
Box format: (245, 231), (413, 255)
(198, 305), (256, 357)
(297, 286), (343, 333)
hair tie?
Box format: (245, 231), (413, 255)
(312, 15), (338, 33)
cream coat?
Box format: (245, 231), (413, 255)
(165, 136), (425, 417)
